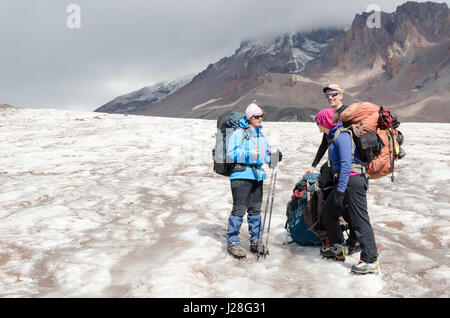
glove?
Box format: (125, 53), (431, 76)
(334, 191), (346, 210)
(269, 150), (282, 169)
(269, 160), (275, 169)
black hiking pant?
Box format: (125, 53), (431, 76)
(227, 179), (264, 245)
(230, 179), (263, 217)
(321, 189), (358, 245)
(322, 174), (378, 263)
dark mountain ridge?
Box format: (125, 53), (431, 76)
(95, 1), (450, 122)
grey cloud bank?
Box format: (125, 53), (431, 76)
(0, 0), (446, 111)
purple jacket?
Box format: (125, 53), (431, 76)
(327, 123), (362, 192)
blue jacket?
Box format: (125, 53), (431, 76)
(327, 122), (362, 193)
(226, 118), (271, 181)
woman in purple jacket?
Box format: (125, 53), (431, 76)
(315, 109), (379, 275)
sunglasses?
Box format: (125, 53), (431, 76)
(253, 115), (264, 119)
(325, 92), (340, 98)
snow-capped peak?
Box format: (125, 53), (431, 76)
(95, 74), (193, 114)
(233, 29), (342, 73)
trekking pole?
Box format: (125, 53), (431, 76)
(263, 172), (277, 259)
(257, 149), (281, 261)
(258, 167), (275, 261)
(261, 165), (276, 233)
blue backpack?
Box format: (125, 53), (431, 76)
(285, 173), (326, 246)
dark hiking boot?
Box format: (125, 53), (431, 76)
(320, 243), (348, 261)
(227, 242), (246, 259)
(351, 258), (380, 275)
(345, 240), (361, 255)
(250, 240), (268, 256)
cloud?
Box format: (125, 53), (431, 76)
(0, 0), (447, 111)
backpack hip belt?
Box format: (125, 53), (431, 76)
(232, 164), (263, 180)
(336, 164), (366, 180)
(351, 163), (366, 175)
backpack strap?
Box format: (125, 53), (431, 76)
(304, 180), (314, 229)
(232, 128), (261, 179)
(387, 128), (395, 182)
(230, 127), (249, 166)
(307, 188), (322, 234)
(332, 127), (366, 175)
(242, 128), (250, 140)
(306, 180), (311, 207)
(251, 165), (259, 180)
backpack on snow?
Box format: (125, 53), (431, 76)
(285, 173), (328, 246)
(212, 111), (249, 176)
(334, 102), (406, 181)
(285, 169), (348, 247)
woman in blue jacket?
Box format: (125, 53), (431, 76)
(225, 103), (278, 259)
(316, 108), (379, 274)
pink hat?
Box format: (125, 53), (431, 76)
(315, 108), (337, 130)
(245, 103), (264, 120)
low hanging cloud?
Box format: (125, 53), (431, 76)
(0, 0), (445, 111)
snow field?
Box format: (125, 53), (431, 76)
(0, 107), (449, 297)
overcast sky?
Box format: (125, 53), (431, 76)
(0, 0), (447, 111)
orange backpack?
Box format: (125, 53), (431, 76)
(334, 102), (405, 181)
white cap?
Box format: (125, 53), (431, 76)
(245, 103), (263, 120)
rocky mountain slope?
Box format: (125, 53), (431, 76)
(304, 1), (450, 122)
(96, 29), (346, 121)
(96, 1), (449, 122)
